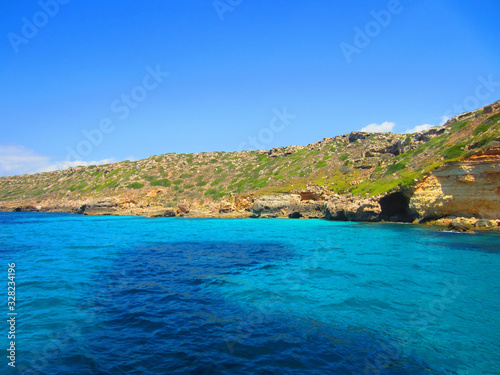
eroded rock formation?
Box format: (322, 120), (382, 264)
(410, 147), (500, 220)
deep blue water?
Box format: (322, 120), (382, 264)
(0, 212), (499, 375)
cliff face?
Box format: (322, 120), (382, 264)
(251, 194), (324, 218)
(410, 147), (500, 220)
(249, 192), (382, 221)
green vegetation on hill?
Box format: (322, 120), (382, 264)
(1, 102), (499, 206)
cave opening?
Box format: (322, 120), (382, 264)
(379, 192), (413, 222)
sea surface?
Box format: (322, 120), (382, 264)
(0, 212), (499, 375)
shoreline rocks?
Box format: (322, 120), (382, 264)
(2, 190), (499, 231)
(440, 221), (475, 233)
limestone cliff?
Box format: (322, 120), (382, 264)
(410, 147), (500, 220)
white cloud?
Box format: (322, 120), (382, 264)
(0, 144), (116, 177)
(405, 123), (434, 134)
(360, 121), (396, 133)
(439, 116), (450, 126)
(0, 145), (51, 176)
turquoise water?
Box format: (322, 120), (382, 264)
(1, 212), (499, 374)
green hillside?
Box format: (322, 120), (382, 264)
(1, 102), (499, 207)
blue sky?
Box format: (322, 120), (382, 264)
(1, 0), (499, 176)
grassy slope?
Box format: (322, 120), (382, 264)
(1, 104), (499, 207)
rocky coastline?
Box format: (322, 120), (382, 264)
(2, 146), (500, 232)
(2, 172), (499, 232)
(1, 102), (499, 233)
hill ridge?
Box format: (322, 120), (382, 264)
(1, 100), (499, 227)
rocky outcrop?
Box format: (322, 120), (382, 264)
(325, 195), (381, 222)
(234, 194), (254, 211)
(410, 147), (500, 220)
(146, 209), (176, 218)
(268, 145), (305, 157)
(287, 201), (325, 218)
(250, 193), (382, 221)
(251, 194), (326, 218)
(252, 194), (301, 218)
(76, 198), (119, 215)
(442, 221), (475, 233)
(1, 184), (498, 229)
(12, 205), (39, 212)
(218, 200), (234, 214)
(177, 202), (190, 214)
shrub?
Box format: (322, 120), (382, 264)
(69, 183), (87, 192)
(127, 182), (144, 189)
(473, 122), (492, 136)
(315, 161), (328, 168)
(151, 179), (171, 187)
(108, 168), (122, 177)
(204, 188), (217, 196)
(444, 144), (466, 159)
(256, 154), (269, 163)
(470, 138), (490, 149)
(451, 120), (470, 131)
(385, 162), (406, 175)
(423, 134), (446, 150)
(339, 153), (349, 161)
(94, 179), (119, 191)
(204, 189), (226, 200)
(251, 178), (268, 188)
(211, 178), (222, 186)
(369, 179), (402, 196)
